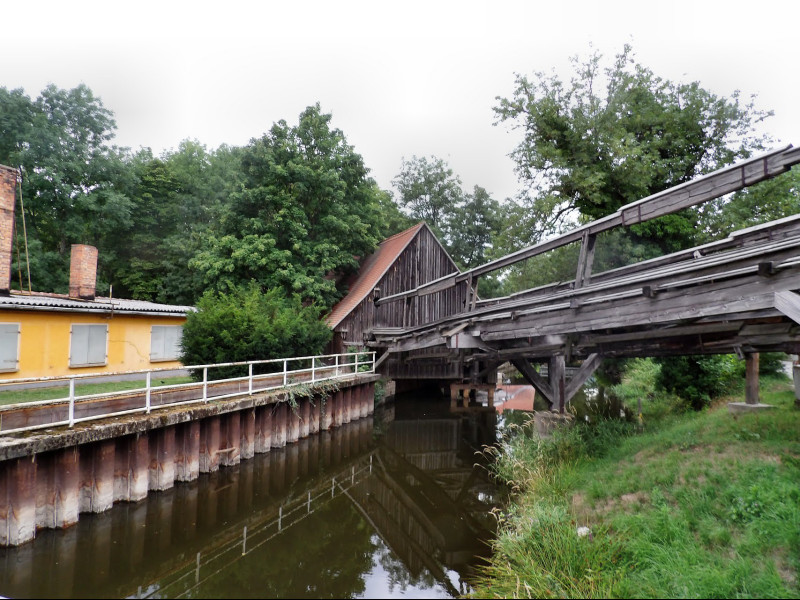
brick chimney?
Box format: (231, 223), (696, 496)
(69, 244), (98, 300)
(0, 165), (18, 295)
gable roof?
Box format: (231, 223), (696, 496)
(326, 222), (430, 329)
(0, 290), (194, 317)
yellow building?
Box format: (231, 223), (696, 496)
(0, 292), (192, 380)
(0, 164), (193, 380)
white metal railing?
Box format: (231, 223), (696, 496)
(0, 351), (375, 436)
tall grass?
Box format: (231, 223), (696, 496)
(471, 368), (800, 598)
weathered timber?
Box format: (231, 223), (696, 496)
(376, 145), (800, 308)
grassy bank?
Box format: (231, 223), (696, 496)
(0, 375), (194, 406)
(471, 366), (800, 598)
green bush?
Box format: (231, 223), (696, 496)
(655, 354), (740, 410)
(181, 284), (332, 380)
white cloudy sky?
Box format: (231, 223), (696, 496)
(2, 0), (799, 202)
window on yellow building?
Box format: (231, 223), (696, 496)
(150, 325), (183, 362)
(0, 323), (20, 373)
(70, 324), (108, 367)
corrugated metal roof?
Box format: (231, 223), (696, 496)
(0, 291), (194, 316)
(326, 222), (425, 328)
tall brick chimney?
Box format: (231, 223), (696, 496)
(0, 165), (18, 295)
(69, 244), (98, 300)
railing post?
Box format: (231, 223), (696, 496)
(68, 378), (75, 427)
(248, 363), (253, 395)
(146, 371), (152, 414)
(312, 357), (315, 382)
(283, 360), (288, 387)
(203, 367), (208, 402)
(371, 351), (376, 372)
(354, 352), (359, 373)
(335, 354), (339, 377)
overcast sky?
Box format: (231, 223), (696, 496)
(3, 0), (799, 202)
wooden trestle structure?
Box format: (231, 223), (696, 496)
(369, 145), (800, 411)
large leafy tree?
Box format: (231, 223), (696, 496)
(392, 155), (463, 239)
(446, 185), (502, 270)
(494, 45), (773, 257)
(0, 84), (132, 293)
(190, 104), (386, 309)
(109, 141), (243, 304)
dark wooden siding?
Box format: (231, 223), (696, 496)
(332, 226), (467, 358)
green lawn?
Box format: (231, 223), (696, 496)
(0, 376), (194, 406)
(470, 374), (800, 598)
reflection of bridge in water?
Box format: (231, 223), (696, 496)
(0, 401), (500, 599)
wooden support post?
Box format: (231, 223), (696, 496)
(199, 416), (221, 473)
(79, 440), (115, 513)
(241, 409), (256, 460)
(148, 426), (176, 491)
(321, 395), (333, 430)
(0, 456), (37, 545)
(272, 403), (287, 448)
(746, 352), (760, 405)
(287, 404), (300, 443)
(254, 406), (273, 453)
(220, 413), (241, 466)
(550, 354), (566, 414)
(367, 382), (375, 415)
(114, 434), (149, 500)
(37, 446), (79, 529)
(300, 398), (311, 438)
(310, 398), (321, 434)
(175, 421), (200, 482)
(342, 388), (352, 424)
(575, 232), (597, 288)
(334, 390), (344, 428)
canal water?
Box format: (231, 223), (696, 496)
(0, 394), (505, 599)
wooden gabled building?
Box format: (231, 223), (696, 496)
(326, 222), (468, 380)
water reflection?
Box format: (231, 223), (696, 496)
(0, 395), (502, 599)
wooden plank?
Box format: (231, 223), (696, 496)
(565, 353), (602, 402)
(510, 358), (554, 407)
(774, 291), (800, 324)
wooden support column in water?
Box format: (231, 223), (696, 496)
(219, 412), (241, 466)
(79, 440), (115, 513)
(241, 409), (256, 460)
(175, 421), (200, 482)
(746, 352), (760, 405)
(0, 456), (36, 546)
(114, 434), (149, 500)
(342, 388), (352, 424)
(300, 398), (311, 438)
(37, 447), (79, 530)
(254, 406), (272, 453)
(310, 398), (321, 434)
(287, 404), (300, 443)
(149, 426), (176, 491)
(199, 416), (221, 473)
(321, 395), (333, 430)
(334, 391), (344, 428)
(272, 403), (287, 448)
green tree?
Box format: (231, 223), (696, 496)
(0, 84), (132, 293)
(181, 284), (332, 379)
(494, 45), (772, 257)
(108, 141), (243, 304)
(392, 155), (463, 239)
(190, 104), (386, 309)
(446, 185), (502, 270)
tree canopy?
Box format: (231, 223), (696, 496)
(494, 45), (773, 257)
(190, 104), (388, 309)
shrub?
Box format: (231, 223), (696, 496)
(655, 354), (739, 410)
(181, 284), (332, 379)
